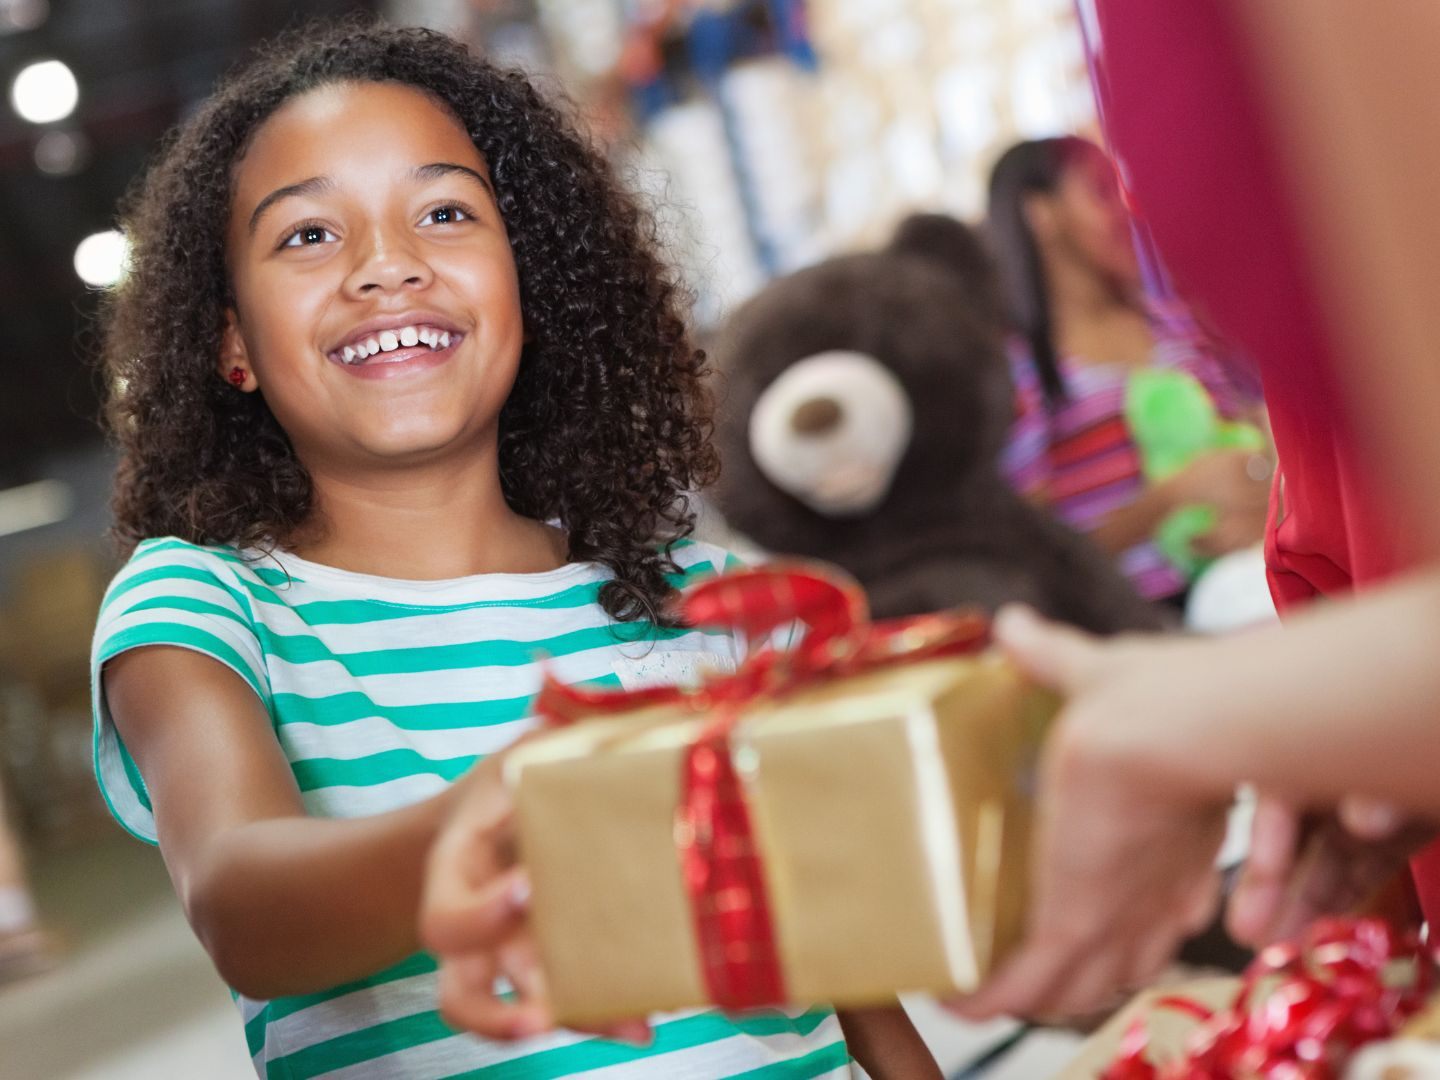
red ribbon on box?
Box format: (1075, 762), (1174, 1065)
(534, 563), (989, 1011)
(1101, 916), (1438, 1080)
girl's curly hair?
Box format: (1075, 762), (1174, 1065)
(101, 19), (718, 623)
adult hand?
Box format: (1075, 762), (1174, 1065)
(948, 607), (1228, 1021)
(1166, 447), (1271, 559)
(1227, 794), (1431, 948)
(418, 754), (652, 1044)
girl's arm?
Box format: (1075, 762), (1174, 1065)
(836, 1003), (943, 1079)
(105, 644), (487, 1000)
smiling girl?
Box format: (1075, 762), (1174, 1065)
(90, 21), (932, 1080)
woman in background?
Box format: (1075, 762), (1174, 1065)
(987, 136), (1269, 605)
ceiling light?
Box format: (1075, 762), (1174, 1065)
(73, 229), (128, 288)
(10, 57), (77, 124)
(33, 128), (88, 175)
(0, 0), (48, 35)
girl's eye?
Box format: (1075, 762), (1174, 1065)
(281, 224), (337, 249)
(420, 205), (472, 227)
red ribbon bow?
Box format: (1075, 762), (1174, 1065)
(534, 562), (989, 1010)
(1102, 916), (1438, 1080)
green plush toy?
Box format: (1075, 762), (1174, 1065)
(1125, 369), (1265, 580)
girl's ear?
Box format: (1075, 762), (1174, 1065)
(218, 308), (257, 391)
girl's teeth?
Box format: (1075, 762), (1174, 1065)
(336, 327), (457, 364)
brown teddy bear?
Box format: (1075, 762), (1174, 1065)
(709, 213), (1167, 634)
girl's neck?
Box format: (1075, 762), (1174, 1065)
(287, 452), (568, 580)
(1043, 248), (1153, 368)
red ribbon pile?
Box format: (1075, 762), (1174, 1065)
(534, 563), (989, 1010)
(1102, 917), (1438, 1080)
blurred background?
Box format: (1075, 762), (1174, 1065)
(0, 0), (1106, 1075)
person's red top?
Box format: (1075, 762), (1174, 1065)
(1086, 0), (1435, 918)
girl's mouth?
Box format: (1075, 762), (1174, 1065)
(326, 323), (465, 378)
(327, 323), (460, 366)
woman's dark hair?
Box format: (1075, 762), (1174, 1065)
(100, 18), (718, 624)
(985, 135), (1093, 407)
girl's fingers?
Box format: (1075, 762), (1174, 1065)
(421, 865), (530, 956)
(437, 954), (550, 1041)
(568, 1018), (655, 1047)
(602, 1019), (655, 1047)
(433, 913), (553, 1042)
(497, 926), (548, 1010)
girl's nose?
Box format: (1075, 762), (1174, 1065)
(343, 228), (434, 296)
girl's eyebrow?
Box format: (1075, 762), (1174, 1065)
(248, 175), (336, 236)
(412, 161), (495, 196)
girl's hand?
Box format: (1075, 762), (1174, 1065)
(420, 758), (550, 1040)
(1164, 447), (1271, 559)
(419, 756), (651, 1045)
(948, 608), (1228, 1021)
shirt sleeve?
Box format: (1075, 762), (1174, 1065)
(670, 540), (806, 662)
(90, 538), (271, 844)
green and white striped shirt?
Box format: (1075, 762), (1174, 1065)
(91, 536), (850, 1079)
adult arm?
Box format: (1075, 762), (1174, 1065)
(953, 567), (1440, 1020)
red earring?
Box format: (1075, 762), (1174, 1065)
(228, 367), (247, 388)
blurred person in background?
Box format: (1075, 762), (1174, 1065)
(0, 772), (55, 983)
(988, 136), (1269, 608)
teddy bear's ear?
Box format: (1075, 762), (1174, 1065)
(888, 213), (995, 289)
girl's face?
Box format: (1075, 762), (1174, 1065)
(222, 81), (524, 474)
(1042, 144), (1141, 288)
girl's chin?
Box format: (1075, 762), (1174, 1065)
(343, 423), (484, 465)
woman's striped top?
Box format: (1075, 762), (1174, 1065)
(1000, 307), (1257, 600)
(90, 536), (850, 1079)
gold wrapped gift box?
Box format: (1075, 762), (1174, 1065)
(504, 653), (1057, 1025)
